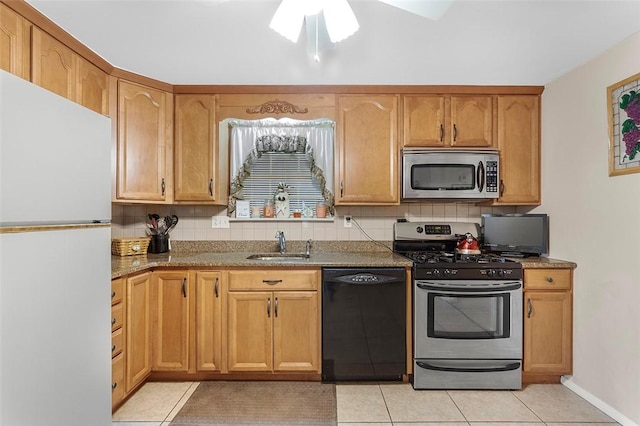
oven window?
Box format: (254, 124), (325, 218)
(427, 293), (510, 339)
(411, 164), (475, 190)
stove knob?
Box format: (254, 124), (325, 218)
(443, 269), (451, 277)
(487, 269), (495, 277)
(416, 226), (424, 234)
(432, 269), (441, 277)
(496, 269), (505, 278)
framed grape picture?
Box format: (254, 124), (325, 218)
(607, 72), (640, 176)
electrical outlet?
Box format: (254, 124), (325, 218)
(344, 215), (352, 228)
(211, 216), (230, 228)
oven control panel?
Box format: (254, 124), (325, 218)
(415, 267), (523, 280)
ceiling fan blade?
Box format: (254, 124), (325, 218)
(269, 0), (306, 42)
(377, 0), (455, 20)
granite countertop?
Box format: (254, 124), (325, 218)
(111, 240), (576, 279)
(513, 256), (577, 269)
(112, 240), (413, 279)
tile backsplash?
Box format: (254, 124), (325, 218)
(112, 203), (520, 242)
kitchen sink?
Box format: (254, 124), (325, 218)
(246, 253), (310, 261)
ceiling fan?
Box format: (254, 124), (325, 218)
(268, 0), (454, 60)
(270, 0), (454, 42)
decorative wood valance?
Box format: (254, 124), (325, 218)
(246, 99), (309, 115)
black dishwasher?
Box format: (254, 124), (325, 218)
(322, 267), (406, 382)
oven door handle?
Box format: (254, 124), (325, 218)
(416, 282), (522, 292)
(416, 361), (521, 373)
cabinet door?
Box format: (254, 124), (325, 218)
(0, 4), (31, 80)
(196, 271), (223, 372)
(273, 291), (320, 372)
(117, 80), (172, 202)
(336, 95), (399, 204)
(174, 95), (218, 202)
(31, 27), (76, 100)
(524, 291), (572, 374)
(403, 95), (446, 147)
(450, 95), (493, 147)
(77, 57), (108, 115)
(152, 271), (190, 371)
(494, 95), (540, 205)
(126, 272), (152, 393)
(227, 291), (273, 372)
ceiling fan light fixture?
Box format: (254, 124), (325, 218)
(323, 0), (359, 43)
(269, 0), (306, 42)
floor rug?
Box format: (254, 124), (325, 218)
(169, 381), (337, 426)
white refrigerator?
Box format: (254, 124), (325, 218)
(0, 70), (112, 425)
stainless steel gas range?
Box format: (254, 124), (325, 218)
(393, 221), (523, 390)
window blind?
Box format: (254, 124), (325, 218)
(239, 152), (326, 213)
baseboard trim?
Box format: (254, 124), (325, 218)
(561, 376), (638, 426)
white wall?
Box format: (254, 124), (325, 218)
(536, 32), (640, 426)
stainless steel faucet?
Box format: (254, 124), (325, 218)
(305, 239), (312, 258)
(275, 231), (286, 254)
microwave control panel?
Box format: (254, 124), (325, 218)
(486, 161), (498, 192)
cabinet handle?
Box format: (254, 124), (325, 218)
(161, 178), (166, 196)
(340, 180), (344, 198)
(111, 318), (116, 325)
(439, 124), (444, 142)
(267, 298), (271, 318)
(527, 298), (533, 318)
(214, 277), (219, 298)
(209, 179), (214, 196)
(112, 383), (117, 390)
(453, 124), (458, 142)
(275, 297), (278, 318)
(111, 290), (116, 299)
(499, 179), (505, 197)
(262, 279), (282, 285)
(182, 277), (187, 298)
(546, 277), (554, 283)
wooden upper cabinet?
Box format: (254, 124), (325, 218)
(450, 95), (493, 147)
(403, 95), (492, 147)
(1, 3), (31, 80)
(76, 58), (108, 115)
(116, 79), (173, 202)
(31, 27), (76, 100)
(493, 95), (541, 205)
(336, 95), (399, 204)
(174, 95), (218, 202)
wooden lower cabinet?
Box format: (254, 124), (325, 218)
(152, 270), (191, 372)
(111, 278), (125, 409)
(196, 271), (224, 372)
(125, 272), (152, 393)
(227, 269), (321, 373)
(523, 268), (573, 382)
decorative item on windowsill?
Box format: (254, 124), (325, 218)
(274, 182), (290, 219)
(146, 213), (179, 254)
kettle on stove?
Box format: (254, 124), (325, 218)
(456, 232), (481, 255)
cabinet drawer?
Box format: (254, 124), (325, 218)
(111, 278), (124, 306)
(112, 352), (125, 409)
(111, 302), (123, 332)
(111, 327), (123, 358)
(228, 270), (318, 291)
(524, 269), (571, 290)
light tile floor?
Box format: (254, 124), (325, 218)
(112, 382), (618, 426)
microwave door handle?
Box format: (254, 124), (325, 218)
(477, 161), (485, 192)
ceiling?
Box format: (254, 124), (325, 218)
(24, 0), (640, 86)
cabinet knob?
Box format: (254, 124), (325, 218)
(111, 291), (116, 299)
(112, 382), (117, 390)
(111, 318), (116, 325)
(112, 345), (116, 352)
(546, 277), (554, 283)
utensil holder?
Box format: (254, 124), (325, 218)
(149, 234), (170, 254)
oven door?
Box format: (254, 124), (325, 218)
(414, 280), (522, 359)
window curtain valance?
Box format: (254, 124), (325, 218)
(227, 118), (335, 215)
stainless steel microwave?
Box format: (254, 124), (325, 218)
(402, 149), (500, 200)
